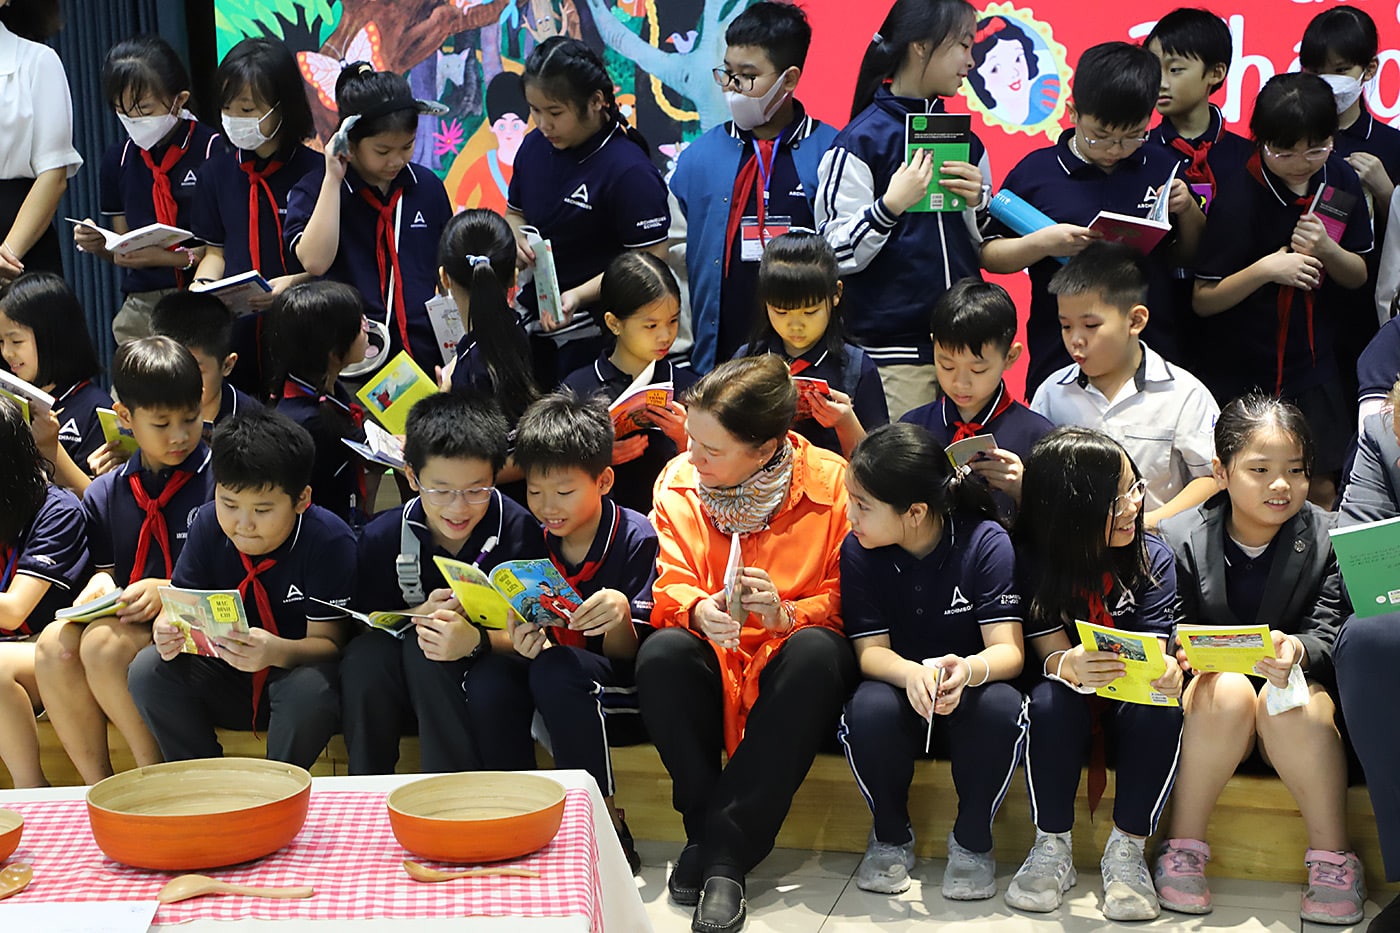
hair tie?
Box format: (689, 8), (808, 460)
(872, 31), (884, 45)
(355, 62), (375, 77)
(974, 18), (1007, 45)
(464, 254), (492, 269)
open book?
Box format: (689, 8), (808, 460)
(1176, 624), (1273, 676)
(1074, 619), (1178, 707)
(723, 532), (745, 622)
(904, 112), (971, 213)
(355, 351), (438, 435)
(1330, 516), (1400, 618)
(424, 293), (466, 368)
(158, 586), (250, 658)
(609, 360), (673, 438)
(56, 589), (127, 623)
(434, 556), (584, 630)
(945, 433), (996, 470)
(307, 596), (427, 639)
(97, 408), (141, 459)
(343, 421), (405, 472)
(521, 225), (563, 328)
(67, 218), (194, 256)
(190, 270), (272, 316)
(0, 370), (54, 418)
(1086, 163), (1178, 254)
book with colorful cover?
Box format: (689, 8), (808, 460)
(904, 112), (971, 212)
(307, 596), (426, 639)
(355, 351), (438, 435)
(433, 556), (584, 630)
(1176, 623), (1274, 676)
(1074, 619), (1178, 707)
(97, 407), (140, 459)
(55, 589), (126, 623)
(343, 421), (405, 472)
(794, 376), (831, 419)
(66, 218), (194, 256)
(608, 360), (673, 438)
(0, 370), (53, 417)
(521, 225), (563, 328)
(424, 293), (466, 367)
(157, 586), (250, 658)
(1329, 516), (1400, 618)
(190, 270), (272, 316)
(1087, 163), (1178, 255)
(945, 433), (997, 470)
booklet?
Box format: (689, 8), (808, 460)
(945, 433), (997, 470)
(190, 270), (272, 316)
(158, 586), (251, 658)
(1074, 619), (1179, 707)
(306, 595), (427, 639)
(0, 369), (54, 417)
(723, 532), (745, 622)
(97, 407), (141, 459)
(55, 589), (126, 623)
(433, 556), (584, 630)
(1329, 516), (1400, 618)
(424, 293), (466, 368)
(66, 218), (194, 256)
(794, 376), (831, 419)
(355, 351), (438, 435)
(904, 112), (972, 213)
(521, 225), (563, 328)
(609, 360), (673, 438)
(1086, 163), (1178, 254)
(1176, 623), (1274, 677)
(342, 421), (405, 472)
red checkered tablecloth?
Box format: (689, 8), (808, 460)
(0, 788), (601, 930)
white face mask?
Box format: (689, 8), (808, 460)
(117, 104), (179, 151)
(725, 69), (792, 132)
(1320, 73), (1364, 114)
(222, 106), (280, 151)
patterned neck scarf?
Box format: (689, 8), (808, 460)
(696, 440), (794, 535)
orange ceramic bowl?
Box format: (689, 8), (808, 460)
(86, 758), (311, 870)
(0, 808), (21, 861)
(388, 772), (566, 864)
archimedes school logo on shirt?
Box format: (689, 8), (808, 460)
(565, 183), (592, 210)
(181, 169), (198, 187)
(58, 417), (80, 443)
(285, 583), (303, 603)
(409, 210), (428, 229)
(947, 586), (973, 614)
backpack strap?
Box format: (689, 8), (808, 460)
(396, 499), (426, 606)
(839, 344), (866, 399)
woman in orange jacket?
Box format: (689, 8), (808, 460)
(636, 353), (858, 933)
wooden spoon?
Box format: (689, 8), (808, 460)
(0, 863), (32, 900)
(157, 874), (315, 904)
(402, 860), (540, 882)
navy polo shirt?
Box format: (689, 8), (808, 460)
(1335, 105), (1400, 194)
(448, 321), (533, 403)
(284, 162), (451, 366)
(173, 503), (355, 640)
(1022, 533), (1178, 640)
(215, 380), (262, 426)
(987, 130), (1185, 395)
(542, 497), (658, 650)
(83, 443), (214, 586)
(1147, 105), (1253, 214)
(507, 124), (670, 342)
(1195, 153), (1373, 401)
(561, 353), (696, 514)
(53, 380), (113, 472)
(355, 491), (545, 612)
(99, 121), (226, 294)
(1223, 534), (1277, 626)
(734, 340), (888, 456)
(1358, 316), (1400, 402)
(841, 516), (1022, 662)
(191, 143), (319, 278)
(5, 485), (89, 634)
(275, 375), (368, 530)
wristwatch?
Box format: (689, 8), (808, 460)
(463, 629), (491, 668)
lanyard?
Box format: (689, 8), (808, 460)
(752, 137), (780, 202)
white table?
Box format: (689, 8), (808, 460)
(0, 769), (653, 933)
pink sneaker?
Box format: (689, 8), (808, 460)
(1153, 838), (1212, 914)
(1302, 849), (1366, 925)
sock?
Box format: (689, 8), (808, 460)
(1107, 826), (1145, 854)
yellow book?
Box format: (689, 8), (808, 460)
(433, 556), (513, 630)
(1074, 619), (1179, 707)
(97, 407), (141, 459)
(1177, 624), (1273, 677)
(354, 351), (438, 435)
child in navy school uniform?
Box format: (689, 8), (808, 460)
(74, 36), (224, 344)
(511, 36), (671, 382)
(149, 291), (262, 446)
(816, 0), (989, 420)
(1008, 426), (1184, 922)
(128, 409), (353, 768)
(736, 232), (887, 458)
(267, 281), (371, 531)
(1194, 72), (1372, 506)
(983, 42), (1206, 397)
(1155, 396), (1362, 923)
(838, 424), (1025, 899)
(0, 272), (111, 493)
(285, 63), (451, 371)
(35, 338), (211, 785)
(0, 396), (90, 787)
(462, 392), (657, 873)
(342, 391), (545, 775)
(563, 250), (693, 514)
(192, 37), (320, 395)
(902, 279), (1052, 519)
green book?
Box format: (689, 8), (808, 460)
(904, 112), (971, 213)
(1330, 516), (1400, 617)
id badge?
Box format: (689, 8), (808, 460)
(740, 215), (792, 261)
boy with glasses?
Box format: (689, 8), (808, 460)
(340, 391), (545, 774)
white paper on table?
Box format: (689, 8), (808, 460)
(1, 901), (157, 932)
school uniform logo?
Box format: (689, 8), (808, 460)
(187, 506), (202, 530)
(31, 554), (54, 567)
(1137, 186), (1159, 212)
(181, 169), (198, 187)
(285, 584), (304, 602)
(565, 183), (592, 210)
(58, 418), (80, 443)
(947, 586), (973, 613)
(1112, 589), (1137, 614)
(409, 210), (428, 230)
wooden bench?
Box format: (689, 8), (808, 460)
(13, 723), (1390, 891)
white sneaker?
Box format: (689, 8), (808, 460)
(1101, 837), (1160, 921)
(855, 829), (916, 894)
(1005, 834), (1077, 912)
(942, 831), (996, 900)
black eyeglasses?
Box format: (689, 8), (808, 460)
(712, 68), (775, 93)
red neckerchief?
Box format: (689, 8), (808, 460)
(137, 122), (194, 287)
(239, 155), (287, 276)
(357, 184), (412, 356)
(949, 384), (1015, 442)
(545, 501), (620, 649)
(1246, 151), (1318, 394)
(1081, 571), (1117, 817)
(788, 357), (812, 376)
(236, 551), (279, 732)
(0, 544), (25, 636)
(1168, 136), (1215, 195)
(128, 467), (196, 578)
(282, 378), (367, 506)
(723, 138), (777, 276)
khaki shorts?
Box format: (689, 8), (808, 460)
(112, 288), (177, 345)
(875, 363), (939, 422)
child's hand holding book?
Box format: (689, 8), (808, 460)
(212, 627), (281, 672)
(414, 608), (481, 663)
(507, 611), (548, 659)
(116, 577), (167, 625)
(883, 148), (936, 216)
(567, 589), (632, 638)
(938, 159), (985, 208)
(1254, 630), (1305, 689)
(152, 619), (187, 661)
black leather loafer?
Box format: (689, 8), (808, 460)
(667, 843), (703, 906)
(691, 876), (746, 933)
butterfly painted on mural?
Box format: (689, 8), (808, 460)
(297, 22), (386, 111)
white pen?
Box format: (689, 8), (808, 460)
(923, 658), (945, 754)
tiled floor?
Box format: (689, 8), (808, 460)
(633, 840), (1387, 932)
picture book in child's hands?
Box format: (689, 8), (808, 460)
(794, 376), (831, 419)
(1311, 184), (1357, 246)
(520, 225), (563, 328)
(945, 433), (997, 470)
(1329, 516), (1400, 618)
(66, 218), (194, 256)
(1177, 624), (1274, 676)
(432, 556), (583, 630)
(306, 596), (425, 639)
(424, 293), (466, 367)
(355, 351), (438, 435)
(904, 113), (971, 212)
(56, 589), (126, 623)
(723, 532), (745, 622)
(97, 408), (140, 459)
(1074, 619), (1178, 707)
(343, 421), (405, 472)
(1086, 163), (1178, 254)
(0, 370), (54, 416)
(609, 361), (674, 437)
(190, 271), (272, 316)
(158, 586), (250, 658)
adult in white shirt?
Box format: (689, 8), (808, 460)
(0, 1), (81, 280)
